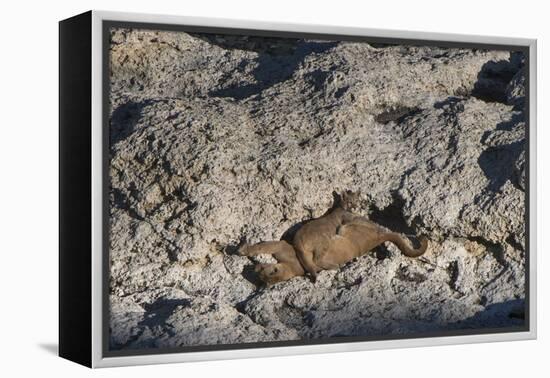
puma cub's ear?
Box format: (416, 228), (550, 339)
(331, 191), (343, 207)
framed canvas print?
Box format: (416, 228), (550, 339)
(59, 10), (537, 368)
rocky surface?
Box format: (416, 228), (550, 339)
(108, 28), (527, 350)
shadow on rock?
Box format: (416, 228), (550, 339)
(323, 299), (524, 338)
(495, 112), (525, 131)
(110, 100), (154, 146)
(207, 39), (339, 100)
(478, 140), (523, 192)
(137, 298), (191, 332)
(448, 299), (525, 329)
(471, 52), (524, 104)
(191, 34), (302, 55)
(434, 96), (464, 110)
(368, 196), (418, 238)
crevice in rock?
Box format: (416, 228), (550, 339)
(372, 245), (391, 260)
(375, 105), (421, 125)
(395, 265), (427, 283)
(165, 246), (179, 263)
(368, 196), (416, 236)
(446, 260), (460, 293)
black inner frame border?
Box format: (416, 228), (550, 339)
(102, 19), (531, 359)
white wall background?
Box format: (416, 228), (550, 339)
(0, 0), (546, 376)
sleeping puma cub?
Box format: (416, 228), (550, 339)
(239, 191), (428, 285)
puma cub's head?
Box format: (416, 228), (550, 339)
(332, 190), (362, 212)
(255, 263), (296, 286)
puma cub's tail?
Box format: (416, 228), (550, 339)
(383, 233), (428, 257)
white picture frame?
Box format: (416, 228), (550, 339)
(59, 10), (537, 368)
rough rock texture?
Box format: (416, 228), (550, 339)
(108, 28), (527, 350)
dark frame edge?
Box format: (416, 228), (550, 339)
(59, 10), (93, 368)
